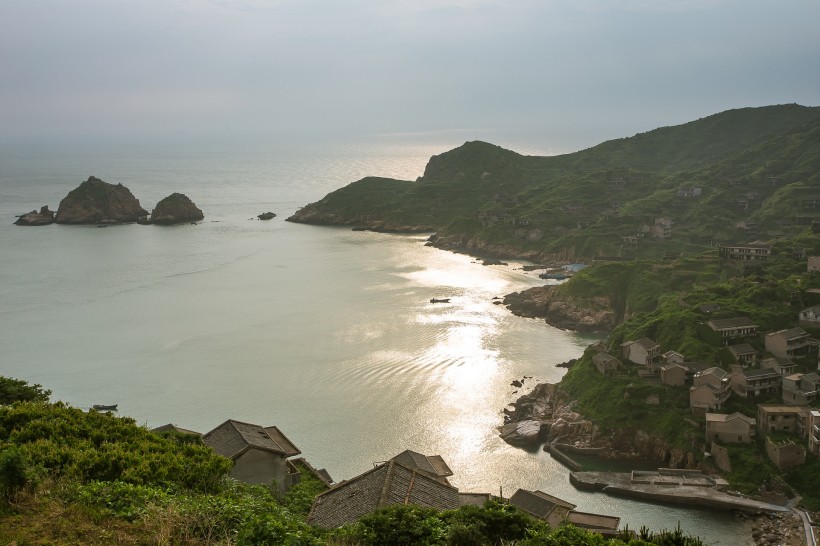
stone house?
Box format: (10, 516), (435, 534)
(809, 410), (820, 456)
(705, 412), (755, 445)
(203, 419), (301, 495)
(718, 242), (772, 262)
(782, 372), (820, 404)
(764, 327), (814, 359)
(508, 489), (576, 527)
(661, 363), (688, 386)
(662, 351), (685, 365)
(760, 357), (797, 377)
(729, 367), (779, 398)
(798, 305), (820, 328)
(690, 367), (731, 411)
(308, 453), (463, 528)
(593, 353), (622, 375)
(766, 437), (805, 470)
(707, 317), (758, 345)
(727, 343), (758, 368)
(621, 338), (661, 368)
(389, 450), (454, 484)
(757, 405), (811, 437)
(809, 256), (820, 272)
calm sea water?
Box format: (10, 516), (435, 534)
(0, 135), (751, 544)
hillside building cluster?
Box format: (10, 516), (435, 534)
(597, 300), (820, 471)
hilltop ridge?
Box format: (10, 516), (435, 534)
(288, 104), (820, 261)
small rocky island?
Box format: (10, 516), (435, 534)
(14, 206), (55, 226)
(148, 193), (204, 225)
(55, 176), (148, 224)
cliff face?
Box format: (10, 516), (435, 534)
(502, 285), (616, 333)
(503, 382), (700, 469)
(149, 193), (204, 225)
(55, 177), (148, 224)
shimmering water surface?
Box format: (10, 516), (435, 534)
(0, 136), (751, 544)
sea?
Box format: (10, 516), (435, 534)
(0, 133), (752, 544)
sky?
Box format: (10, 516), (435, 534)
(1, 0), (819, 148)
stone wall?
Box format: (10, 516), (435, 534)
(710, 443), (732, 473)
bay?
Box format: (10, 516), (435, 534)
(0, 135), (752, 544)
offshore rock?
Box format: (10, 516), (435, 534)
(14, 206), (55, 226)
(55, 176), (148, 224)
(149, 193), (204, 225)
(258, 211), (276, 220)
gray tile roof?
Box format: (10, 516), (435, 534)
(202, 419), (300, 459)
(769, 327), (809, 340)
(508, 489), (576, 520)
(743, 367), (778, 379)
(635, 337), (659, 350)
(728, 343), (758, 356)
(708, 317), (756, 330)
(308, 460), (460, 528)
(391, 450), (453, 480)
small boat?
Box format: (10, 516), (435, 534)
(430, 298), (451, 303)
(92, 404), (118, 411)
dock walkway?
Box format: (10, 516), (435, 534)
(570, 471), (789, 514)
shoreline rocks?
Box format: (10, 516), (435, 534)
(502, 286), (616, 333)
(14, 206), (55, 226)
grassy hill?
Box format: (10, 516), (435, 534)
(288, 104), (820, 260)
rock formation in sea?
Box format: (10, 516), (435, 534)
(257, 211), (276, 220)
(149, 193), (204, 225)
(14, 206), (55, 226)
(55, 176), (148, 224)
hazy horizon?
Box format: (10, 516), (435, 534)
(2, 0), (819, 152)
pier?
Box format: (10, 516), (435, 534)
(570, 470), (789, 514)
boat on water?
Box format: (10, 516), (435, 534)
(92, 404), (118, 411)
(430, 298), (451, 303)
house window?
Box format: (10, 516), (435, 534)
(738, 436), (742, 441)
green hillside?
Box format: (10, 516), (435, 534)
(288, 104), (820, 260)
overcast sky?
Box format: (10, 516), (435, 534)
(1, 0), (818, 148)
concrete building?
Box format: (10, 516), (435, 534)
(798, 305), (820, 328)
(757, 405), (811, 437)
(765, 327), (814, 359)
(782, 372), (820, 404)
(727, 343), (759, 368)
(621, 338), (661, 368)
(593, 353), (622, 376)
(718, 242), (772, 262)
(809, 410), (820, 456)
(760, 357), (797, 377)
(705, 413), (755, 445)
(690, 368), (731, 411)
(661, 363), (688, 386)
(729, 367), (780, 398)
(707, 317), (758, 345)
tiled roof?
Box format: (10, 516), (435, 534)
(391, 450), (453, 479)
(708, 317), (756, 330)
(768, 327), (809, 340)
(636, 337), (660, 350)
(743, 367), (778, 379)
(567, 511), (621, 530)
(202, 419), (300, 459)
(308, 460), (460, 528)
(700, 367), (729, 379)
(508, 489), (576, 520)
(706, 412), (754, 425)
(728, 343), (758, 356)
(151, 423), (201, 436)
